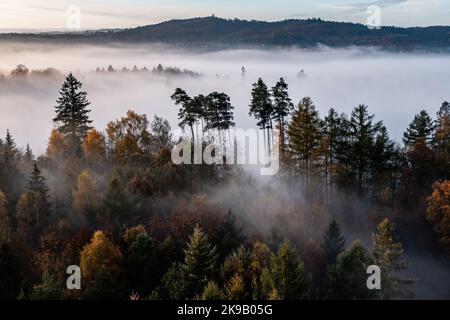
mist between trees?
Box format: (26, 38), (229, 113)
(0, 69), (449, 300)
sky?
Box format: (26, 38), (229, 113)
(0, 0), (449, 31)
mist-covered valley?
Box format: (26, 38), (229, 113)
(0, 41), (449, 301)
(1, 43), (450, 154)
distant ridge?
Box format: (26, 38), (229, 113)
(1, 16), (450, 51)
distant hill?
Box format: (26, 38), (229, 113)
(1, 16), (450, 51)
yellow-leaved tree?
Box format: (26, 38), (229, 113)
(426, 180), (450, 256)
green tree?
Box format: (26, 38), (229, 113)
(262, 240), (310, 300)
(323, 216), (346, 265)
(183, 225), (218, 298)
(347, 105), (382, 193)
(249, 78), (273, 154)
(30, 273), (64, 300)
(28, 162), (49, 196)
(126, 233), (160, 296)
(326, 240), (373, 300)
(403, 110), (435, 147)
(53, 73), (92, 152)
(204, 92), (235, 150)
(214, 209), (245, 261)
(372, 218), (413, 299)
(272, 78), (293, 155)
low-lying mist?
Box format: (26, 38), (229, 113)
(1, 42), (450, 155)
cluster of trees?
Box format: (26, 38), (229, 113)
(0, 73), (448, 300)
(95, 64), (200, 77)
(0, 64), (62, 80)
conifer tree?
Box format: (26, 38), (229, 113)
(288, 97), (322, 191)
(347, 105), (382, 193)
(214, 209), (245, 260)
(171, 88), (196, 140)
(372, 218), (413, 299)
(249, 78), (273, 154)
(183, 225), (218, 297)
(272, 78), (293, 155)
(23, 144), (34, 164)
(28, 162), (49, 196)
(53, 73), (92, 150)
(326, 240), (373, 300)
(262, 240), (310, 300)
(204, 92), (235, 150)
(323, 216), (346, 265)
(403, 110), (435, 147)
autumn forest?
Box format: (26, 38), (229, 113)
(0, 72), (449, 300)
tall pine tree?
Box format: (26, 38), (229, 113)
(403, 110), (435, 147)
(53, 73), (92, 152)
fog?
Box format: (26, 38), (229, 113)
(1, 43), (450, 154)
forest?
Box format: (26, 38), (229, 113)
(0, 72), (449, 300)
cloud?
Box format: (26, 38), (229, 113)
(344, 0), (408, 12)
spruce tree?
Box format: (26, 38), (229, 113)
(53, 73), (92, 149)
(372, 218), (413, 299)
(347, 105), (382, 193)
(272, 78), (293, 128)
(28, 162), (49, 196)
(403, 110), (435, 147)
(23, 144), (34, 163)
(263, 240), (310, 300)
(323, 216), (346, 265)
(183, 225), (218, 298)
(249, 78), (273, 153)
(214, 209), (245, 261)
(325, 240), (374, 300)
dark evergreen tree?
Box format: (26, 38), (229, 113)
(249, 78), (273, 153)
(28, 162), (49, 196)
(271, 78), (293, 126)
(126, 233), (161, 296)
(262, 240), (310, 300)
(23, 144), (34, 163)
(53, 73), (92, 151)
(214, 209), (245, 261)
(204, 92), (235, 150)
(325, 240), (374, 300)
(323, 216), (346, 265)
(347, 105), (382, 193)
(403, 110), (435, 147)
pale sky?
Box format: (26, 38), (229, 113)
(0, 0), (449, 31)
